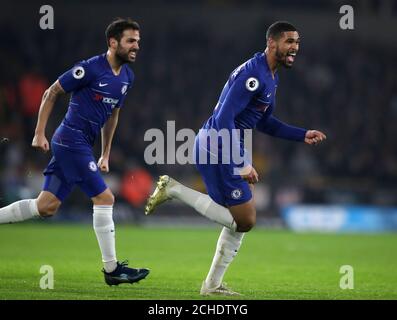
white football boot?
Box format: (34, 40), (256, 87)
(200, 281), (241, 296)
(145, 175), (176, 215)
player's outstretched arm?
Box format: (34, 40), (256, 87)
(32, 80), (65, 152)
(257, 115), (326, 145)
(98, 107), (120, 172)
(256, 115), (307, 142)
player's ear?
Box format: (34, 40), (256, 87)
(267, 37), (276, 50)
(109, 38), (118, 49)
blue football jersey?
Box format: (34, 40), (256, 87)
(54, 53), (134, 151)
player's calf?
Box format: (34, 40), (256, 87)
(92, 188), (118, 273)
(0, 199), (40, 224)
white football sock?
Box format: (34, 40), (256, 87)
(168, 183), (236, 231)
(0, 199), (40, 224)
(93, 205), (117, 273)
(205, 227), (245, 288)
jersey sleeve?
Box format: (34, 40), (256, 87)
(58, 60), (96, 93)
(256, 115), (307, 141)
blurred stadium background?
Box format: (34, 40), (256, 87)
(1, 0), (397, 232)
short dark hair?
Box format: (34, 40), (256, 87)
(105, 18), (140, 46)
(266, 21), (297, 41)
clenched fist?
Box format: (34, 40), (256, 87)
(97, 156), (109, 172)
(32, 134), (50, 152)
(304, 130), (327, 145)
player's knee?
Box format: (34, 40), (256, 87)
(230, 203), (256, 232)
(102, 192), (114, 205)
(37, 201), (60, 217)
(93, 190), (115, 206)
(236, 222), (255, 233)
(106, 193), (115, 205)
(236, 215), (256, 232)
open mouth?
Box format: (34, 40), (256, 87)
(286, 52), (296, 64)
(129, 51), (136, 59)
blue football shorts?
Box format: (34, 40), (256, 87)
(194, 134), (252, 207)
(42, 141), (107, 201)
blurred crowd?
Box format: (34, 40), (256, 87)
(0, 12), (396, 218)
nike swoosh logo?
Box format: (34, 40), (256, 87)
(99, 82), (108, 87)
(267, 93), (271, 97)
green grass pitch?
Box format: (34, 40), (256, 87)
(0, 222), (396, 300)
